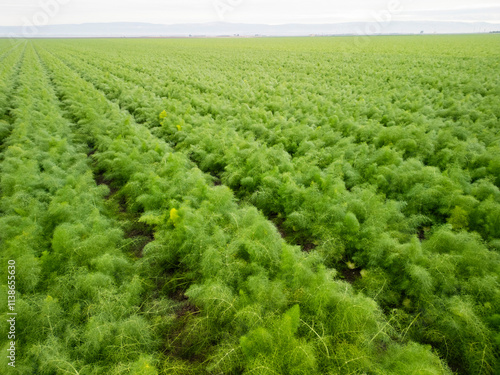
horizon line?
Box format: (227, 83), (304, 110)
(2, 20), (500, 28)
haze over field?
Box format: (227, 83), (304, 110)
(1, 21), (500, 38)
(1, 0), (500, 37)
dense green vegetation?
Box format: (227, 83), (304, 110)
(1, 35), (499, 374)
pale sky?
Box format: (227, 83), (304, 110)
(1, 0), (500, 26)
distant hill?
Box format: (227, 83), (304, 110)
(1, 21), (500, 38)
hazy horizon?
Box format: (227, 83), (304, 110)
(1, 1), (500, 28)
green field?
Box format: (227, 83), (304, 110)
(1, 35), (499, 374)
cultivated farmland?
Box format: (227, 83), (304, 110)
(1, 35), (499, 374)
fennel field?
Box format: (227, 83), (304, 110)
(1, 35), (499, 374)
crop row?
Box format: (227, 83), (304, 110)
(0, 44), (157, 373)
(31, 42), (456, 374)
(45, 42), (500, 244)
(35, 39), (500, 374)
(0, 44), (25, 140)
(50, 38), (500, 181)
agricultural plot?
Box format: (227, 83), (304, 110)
(0, 35), (499, 374)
